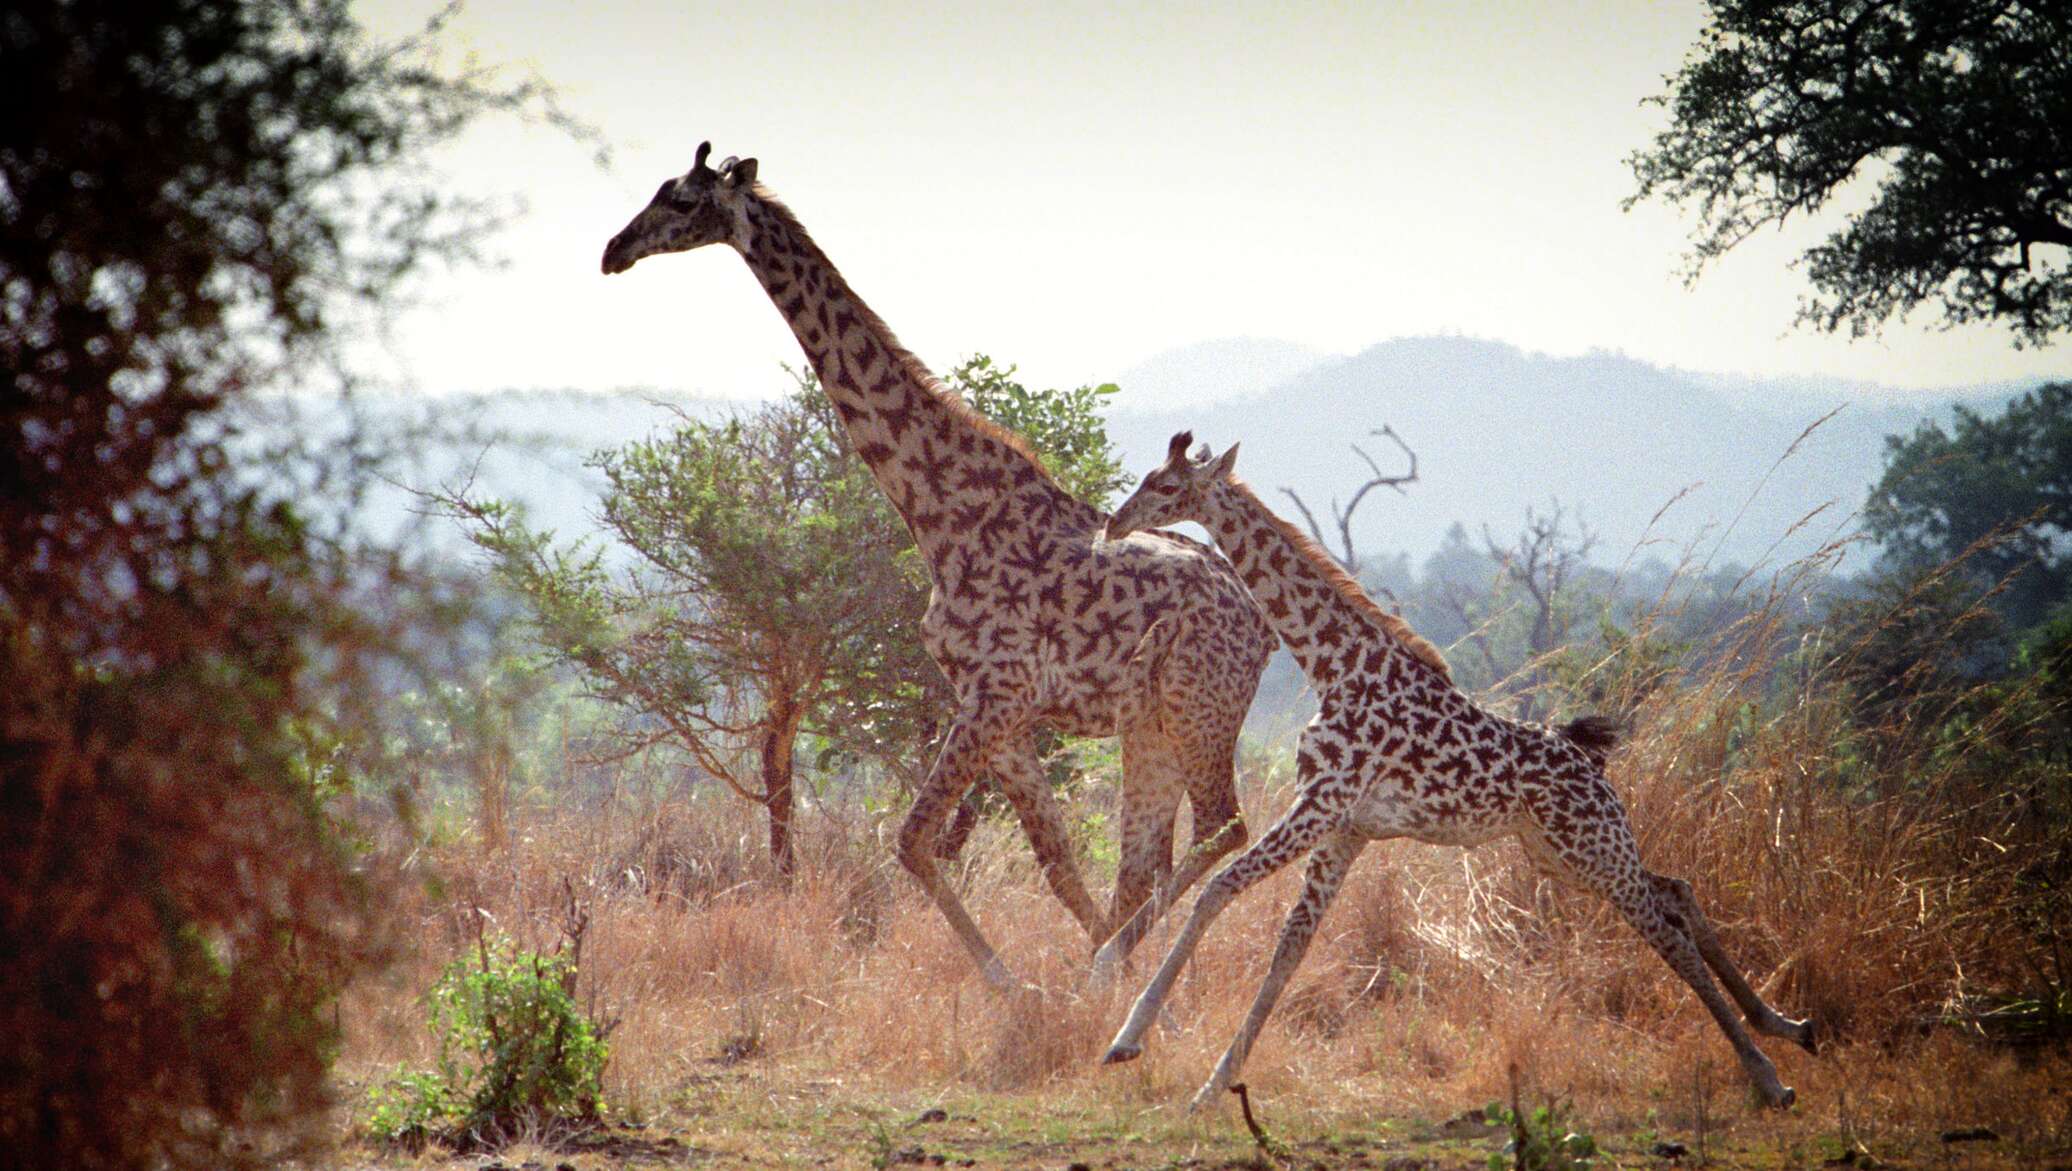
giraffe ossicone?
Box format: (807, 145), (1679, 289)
(1099, 434), (1818, 1111)
(601, 144), (1276, 989)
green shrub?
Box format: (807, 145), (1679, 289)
(369, 936), (608, 1148)
(1485, 1097), (1599, 1171)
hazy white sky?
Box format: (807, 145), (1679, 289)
(356, 0), (2071, 402)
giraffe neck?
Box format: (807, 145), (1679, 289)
(1196, 476), (1441, 685)
(733, 192), (1085, 566)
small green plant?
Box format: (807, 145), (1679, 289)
(1484, 1083), (1598, 1171)
(863, 1117), (899, 1170)
(368, 928), (609, 1149)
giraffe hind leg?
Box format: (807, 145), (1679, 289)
(1619, 873), (1796, 1108)
(1652, 874), (1818, 1054)
(1108, 726), (1181, 950)
(1107, 614), (1185, 944)
(1095, 729), (1247, 977)
(896, 706), (1026, 991)
(994, 743), (1110, 943)
(1536, 822), (1797, 1108)
(1096, 619), (1254, 974)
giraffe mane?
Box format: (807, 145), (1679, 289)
(751, 189), (1076, 501)
(1228, 473), (1453, 681)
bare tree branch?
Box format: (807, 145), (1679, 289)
(1480, 501), (1599, 718)
(1280, 424), (1419, 572)
(1438, 581), (1509, 684)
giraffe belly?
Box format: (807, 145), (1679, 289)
(1347, 784), (1520, 848)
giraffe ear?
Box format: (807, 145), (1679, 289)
(1165, 431), (1194, 463)
(729, 157), (758, 185)
(1207, 443), (1240, 478)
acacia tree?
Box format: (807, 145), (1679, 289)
(1, 1), (561, 1166)
(1628, 0), (2072, 344)
(454, 359), (1123, 879)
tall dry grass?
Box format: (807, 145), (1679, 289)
(338, 542), (2067, 1141)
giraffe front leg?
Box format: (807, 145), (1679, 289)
(1102, 780), (1346, 1065)
(1101, 876), (1231, 1064)
(1187, 830), (1365, 1112)
(898, 708), (1023, 991)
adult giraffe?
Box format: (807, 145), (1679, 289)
(601, 144), (1273, 988)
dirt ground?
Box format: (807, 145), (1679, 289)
(326, 1047), (2072, 1171)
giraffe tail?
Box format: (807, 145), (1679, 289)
(1559, 715), (1621, 767)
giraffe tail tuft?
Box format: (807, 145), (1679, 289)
(1559, 715), (1622, 766)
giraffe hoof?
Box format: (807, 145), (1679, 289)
(1773, 1085), (1797, 1110)
(1101, 1042), (1142, 1065)
(1795, 1018), (1820, 1056)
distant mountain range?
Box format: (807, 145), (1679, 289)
(1112, 337), (1330, 410)
(322, 335), (2057, 574)
(1107, 335), (2050, 573)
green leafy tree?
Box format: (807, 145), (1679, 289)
(1865, 382), (2072, 629)
(1627, 1), (2072, 344)
(0, 1), (565, 1166)
(451, 360), (1122, 878)
(946, 354), (1129, 507)
(450, 386), (915, 880)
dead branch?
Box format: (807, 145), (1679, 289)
(1230, 1083), (1288, 1168)
(1438, 580), (1510, 683)
(1280, 424), (1418, 573)
(1482, 500), (1599, 660)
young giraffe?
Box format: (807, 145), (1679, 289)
(600, 145), (1274, 988)
(1098, 433), (1818, 1109)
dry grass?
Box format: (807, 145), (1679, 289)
(335, 550), (2071, 1163)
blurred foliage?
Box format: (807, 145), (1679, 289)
(1484, 1096), (1599, 1171)
(1865, 381), (2072, 630)
(1628, 1), (2072, 344)
(0, 0), (570, 1166)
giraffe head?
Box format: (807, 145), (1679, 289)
(601, 142), (760, 274)
(1104, 431), (1239, 541)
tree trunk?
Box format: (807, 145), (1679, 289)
(759, 700), (801, 884)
